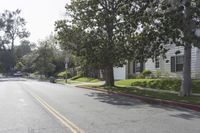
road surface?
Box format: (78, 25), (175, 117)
(0, 78), (200, 133)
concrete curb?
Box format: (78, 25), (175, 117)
(77, 86), (200, 112)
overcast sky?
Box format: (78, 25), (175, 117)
(0, 0), (70, 43)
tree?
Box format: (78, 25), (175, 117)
(0, 9), (30, 73)
(120, 1), (169, 72)
(152, 0), (200, 96)
(14, 40), (34, 60)
(56, 0), (140, 86)
(34, 40), (55, 77)
(19, 51), (38, 73)
(14, 40), (36, 72)
(0, 9), (30, 52)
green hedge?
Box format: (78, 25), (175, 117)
(115, 79), (200, 93)
(131, 79), (181, 91)
(192, 80), (200, 94)
(57, 71), (72, 79)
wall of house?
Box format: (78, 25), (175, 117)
(113, 44), (200, 80)
(113, 65), (126, 80)
(194, 48), (200, 79)
(157, 45), (199, 79)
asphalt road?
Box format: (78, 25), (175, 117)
(0, 78), (200, 133)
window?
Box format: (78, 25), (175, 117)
(133, 62), (143, 73)
(176, 56), (184, 71)
(155, 59), (160, 68)
(135, 62), (141, 73)
(171, 55), (184, 72)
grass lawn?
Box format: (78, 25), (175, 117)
(80, 84), (200, 105)
(55, 79), (79, 84)
(55, 79), (66, 84)
(115, 79), (158, 86)
(115, 79), (200, 94)
(72, 77), (100, 83)
(55, 77), (101, 85)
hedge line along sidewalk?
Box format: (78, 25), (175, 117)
(131, 85), (200, 97)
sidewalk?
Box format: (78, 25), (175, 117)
(63, 80), (105, 86)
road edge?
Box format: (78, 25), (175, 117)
(76, 86), (200, 112)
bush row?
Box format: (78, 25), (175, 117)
(130, 79), (200, 93)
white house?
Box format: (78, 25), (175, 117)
(114, 45), (200, 80)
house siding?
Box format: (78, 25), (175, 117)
(195, 48), (200, 79)
(113, 45), (200, 80)
(113, 65), (126, 80)
(161, 45), (198, 79)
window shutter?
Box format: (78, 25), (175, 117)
(133, 62), (136, 74)
(171, 56), (175, 72)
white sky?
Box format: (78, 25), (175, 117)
(0, 0), (70, 43)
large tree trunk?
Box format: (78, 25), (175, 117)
(180, 44), (192, 96)
(104, 65), (114, 86)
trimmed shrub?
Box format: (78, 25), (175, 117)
(142, 70), (152, 77)
(131, 79), (181, 91)
(192, 80), (200, 93)
(135, 74), (145, 79)
(116, 79), (200, 93)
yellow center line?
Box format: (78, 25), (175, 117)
(28, 90), (85, 133)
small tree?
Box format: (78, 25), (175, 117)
(34, 40), (56, 77)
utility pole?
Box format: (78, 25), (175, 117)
(65, 51), (70, 83)
(65, 62), (68, 83)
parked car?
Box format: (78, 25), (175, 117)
(13, 71), (23, 77)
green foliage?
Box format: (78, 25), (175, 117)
(115, 79), (156, 87)
(131, 79), (181, 92)
(14, 61), (24, 71)
(57, 71), (66, 78)
(14, 40), (33, 60)
(155, 70), (161, 78)
(70, 75), (81, 80)
(0, 50), (14, 73)
(135, 74), (145, 79)
(33, 35), (59, 77)
(142, 70), (152, 77)
(55, 0), (154, 86)
(0, 9), (29, 73)
(115, 79), (200, 94)
(153, 0), (200, 96)
(191, 80), (200, 94)
(57, 70), (72, 79)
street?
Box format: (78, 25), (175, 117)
(0, 78), (200, 133)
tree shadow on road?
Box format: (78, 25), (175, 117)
(86, 92), (152, 107)
(85, 91), (200, 119)
(169, 112), (200, 120)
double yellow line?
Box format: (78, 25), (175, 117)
(29, 91), (85, 133)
